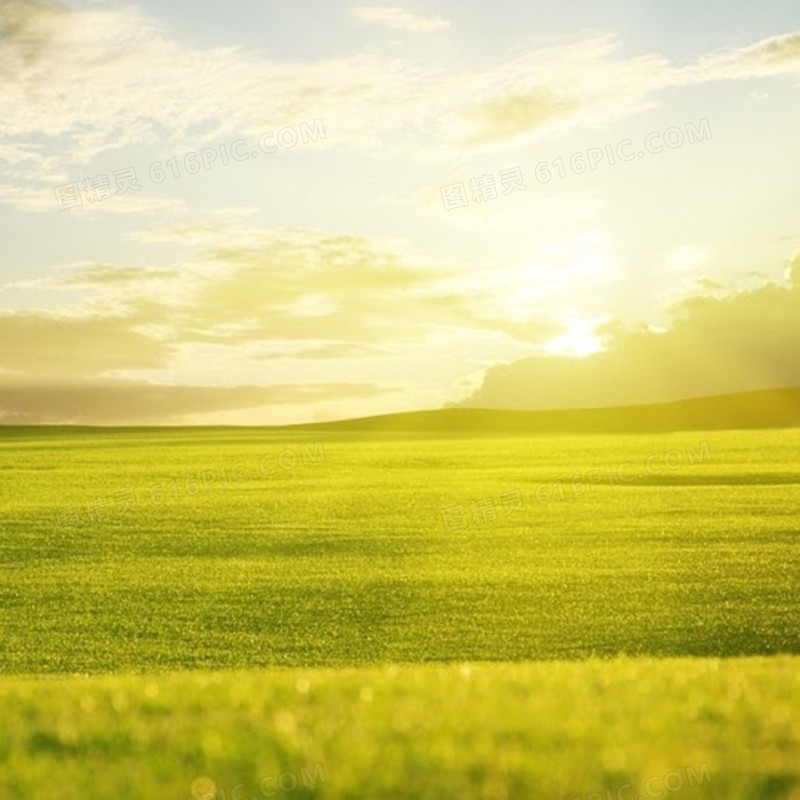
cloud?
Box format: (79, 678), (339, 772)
(462, 255), (800, 410)
(175, 228), (560, 348)
(464, 89), (579, 145)
(350, 6), (450, 33)
(89, 225), (553, 348)
(250, 341), (386, 360)
(2, 0), (796, 190)
(0, 182), (187, 215)
(443, 36), (672, 147)
(0, 0), (64, 63)
(0, 1), (403, 187)
(0, 226), (558, 423)
(685, 32), (800, 81)
(0, 312), (173, 376)
(0, 379), (387, 424)
(35, 264), (183, 287)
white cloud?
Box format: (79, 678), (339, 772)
(0, 2), (798, 215)
(350, 6), (450, 33)
(683, 32), (800, 82)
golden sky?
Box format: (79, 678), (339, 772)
(0, 0), (798, 423)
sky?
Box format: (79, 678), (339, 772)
(0, 0), (799, 424)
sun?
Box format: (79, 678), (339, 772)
(544, 317), (604, 358)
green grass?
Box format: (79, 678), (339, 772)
(0, 419), (798, 798)
(0, 657), (797, 800)
(0, 427), (797, 672)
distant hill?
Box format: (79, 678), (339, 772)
(298, 387), (800, 434)
(2, 387), (799, 434)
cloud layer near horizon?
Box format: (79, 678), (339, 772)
(0, 379), (385, 425)
(0, 226), (555, 423)
(462, 256), (800, 410)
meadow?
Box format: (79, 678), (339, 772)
(0, 418), (798, 798)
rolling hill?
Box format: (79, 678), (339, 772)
(296, 386), (800, 434)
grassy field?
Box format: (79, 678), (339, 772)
(0, 657), (797, 800)
(0, 417), (798, 798)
